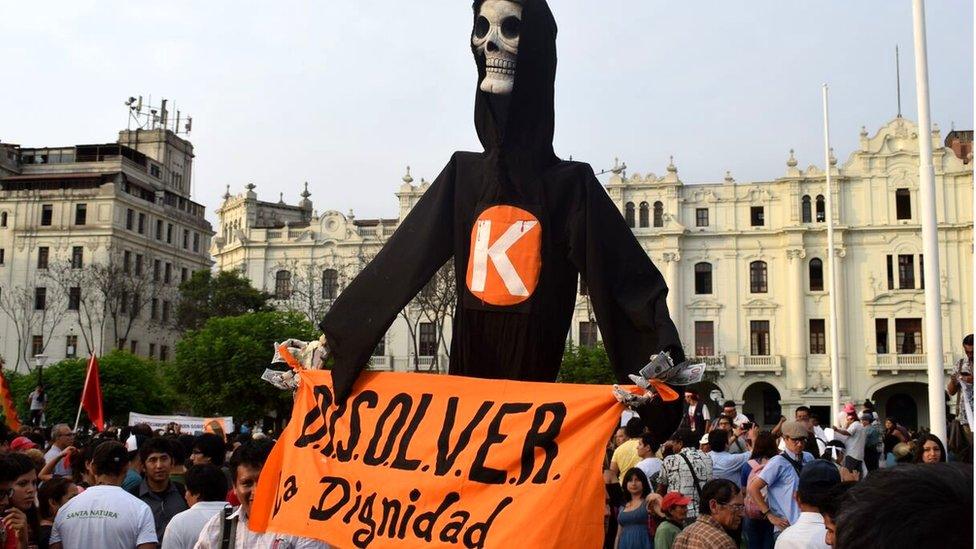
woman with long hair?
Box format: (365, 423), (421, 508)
(740, 431), (779, 549)
(614, 468), (655, 549)
(37, 477), (77, 549)
(883, 417), (910, 460)
(913, 434), (947, 464)
(7, 452), (42, 548)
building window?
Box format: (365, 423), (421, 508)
(151, 298), (159, 320)
(68, 287), (81, 310)
(126, 208), (134, 230)
(694, 262), (712, 294)
(895, 188), (911, 220)
(162, 301), (170, 322)
(75, 204), (87, 225)
(749, 261), (768, 293)
(183, 229), (189, 249)
(695, 208), (709, 227)
(181, 268), (188, 284)
(123, 251), (131, 274)
(886, 255), (894, 290)
(322, 269), (339, 300)
(624, 202), (635, 228)
(875, 318), (889, 354)
(750, 320), (770, 356)
(138, 212), (146, 234)
(809, 258), (824, 291)
(275, 270), (292, 299)
(31, 336), (43, 357)
(694, 321), (715, 356)
(130, 292), (140, 318)
(419, 322), (438, 356)
(638, 202), (649, 228)
(135, 254), (144, 277)
(160, 345), (169, 361)
(130, 340), (138, 354)
(66, 335), (78, 359)
(801, 195), (812, 223)
(815, 195), (826, 222)
(148, 343), (156, 359)
(167, 223), (173, 244)
(34, 287), (46, 310)
(41, 205), (53, 226)
(809, 319), (826, 354)
(153, 260), (161, 282)
(897, 254), (915, 289)
(71, 246), (83, 269)
(156, 219), (163, 240)
(37, 247), (49, 270)
(0, 249), (4, 265)
(895, 318), (922, 354)
(150, 164), (161, 178)
(653, 201), (664, 228)
(192, 232), (200, 253)
(120, 290), (128, 314)
(919, 254), (925, 289)
(0, 212), (6, 227)
(579, 321), (598, 347)
(373, 336), (386, 357)
(750, 206), (765, 227)
(164, 263), (172, 284)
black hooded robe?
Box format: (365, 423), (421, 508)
(320, 0), (684, 445)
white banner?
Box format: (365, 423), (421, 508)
(128, 412), (235, 435)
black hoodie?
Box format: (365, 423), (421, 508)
(320, 0), (684, 443)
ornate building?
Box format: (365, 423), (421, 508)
(212, 118), (972, 427)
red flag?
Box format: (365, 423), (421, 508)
(0, 366), (20, 432)
(81, 355), (104, 431)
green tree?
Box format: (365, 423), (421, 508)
(3, 351), (172, 428)
(557, 343), (616, 385)
(176, 270), (273, 332)
(170, 311), (318, 423)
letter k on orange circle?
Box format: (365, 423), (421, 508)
(465, 205), (542, 306)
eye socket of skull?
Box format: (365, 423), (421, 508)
(500, 16), (520, 40)
(474, 16), (490, 39)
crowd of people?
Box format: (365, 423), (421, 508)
(0, 422), (329, 549)
(604, 392), (973, 549)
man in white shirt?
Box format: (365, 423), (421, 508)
(43, 424), (74, 478)
(50, 441), (157, 549)
(831, 413), (866, 474)
(195, 439), (329, 548)
(774, 460), (840, 549)
(634, 433), (662, 485)
(162, 464), (228, 549)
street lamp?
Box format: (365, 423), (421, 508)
(33, 354), (48, 387)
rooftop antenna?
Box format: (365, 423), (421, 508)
(895, 45), (903, 118)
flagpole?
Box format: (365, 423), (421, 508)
(911, 0), (947, 444)
(74, 355), (93, 432)
(821, 84), (842, 423)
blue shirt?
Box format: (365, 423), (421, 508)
(708, 450), (751, 486)
(757, 450), (813, 529)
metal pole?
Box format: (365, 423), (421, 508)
(822, 84), (842, 423)
(911, 0), (947, 444)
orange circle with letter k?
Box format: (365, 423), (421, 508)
(465, 205), (542, 306)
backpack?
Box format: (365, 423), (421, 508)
(744, 459), (768, 520)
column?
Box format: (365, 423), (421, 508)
(833, 250), (848, 393)
(663, 252), (682, 332)
(786, 249), (807, 392)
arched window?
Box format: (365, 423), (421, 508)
(749, 261), (768, 293)
(694, 262), (712, 294)
(322, 269), (339, 300)
(815, 195), (826, 222)
(638, 202), (649, 228)
(274, 270), (292, 299)
(624, 202), (635, 228)
(653, 201), (664, 227)
(801, 195), (812, 223)
(809, 258), (824, 291)
(0, 212), (7, 227)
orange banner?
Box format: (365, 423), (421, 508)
(251, 370), (622, 548)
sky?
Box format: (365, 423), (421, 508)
(1, 1), (972, 223)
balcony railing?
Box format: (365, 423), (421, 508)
(739, 355), (783, 376)
(368, 356), (392, 371)
(868, 353), (954, 375)
(690, 355), (726, 375)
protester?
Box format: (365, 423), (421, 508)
(947, 334), (974, 462)
(162, 464), (229, 549)
(27, 386), (45, 429)
(672, 479), (742, 549)
(860, 412), (882, 472)
(889, 441), (914, 465)
(912, 434), (946, 464)
(37, 477), (76, 549)
(0, 454), (30, 549)
(747, 421), (815, 534)
(718, 400), (748, 426)
(653, 492), (689, 549)
(123, 435), (147, 491)
(829, 414), (865, 475)
(882, 417), (909, 460)
(43, 426), (73, 479)
(818, 482), (855, 547)
(633, 434), (662, 486)
(833, 464), (972, 548)
(50, 441), (157, 549)
(708, 428), (752, 486)
(741, 431), (779, 549)
(613, 427), (628, 449)
(698, 433), (711, 454)
(773, 460), (841, 549)
(614, 468), (654, 549)
(194, 439), (327, 548)
(683, 392), (710, 434)
(657, 429), (713, 521)
(610, 418), (644, 483)
(128, 437), (189, 542)
(9, 437), (36, 454)
(822, 440), (845, 471)
(7, 453), (41, 547)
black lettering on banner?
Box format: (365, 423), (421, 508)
(463, 496), (514, 549)
(517, 402), (566, 484)
(309, 476), (348, 521)
(352, 493), (377, 548)
(391, 393), (433, 471)
(469, 403), (531, 484)
(336, 390), (379, 462)
(273, 474), (299, 518)
(412, 491), (461, 541)
(294, 386), (334, 448)
(397, 489), (422, 539)
(363, 393), (413, 466)
(343, 481), (364, 524)
(435, 398), (494, 476)
(378, 498), (401, 538)
(321, 398), (348, 457)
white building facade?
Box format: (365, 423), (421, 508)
(212, 118), (972, 428)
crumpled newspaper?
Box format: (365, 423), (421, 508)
(263, 335), (329, 390)
(612, 351), (705, 410)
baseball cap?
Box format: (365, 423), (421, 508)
(10, 437), (37, 451)
(699, 433), (710, 445)
(798, 459), (841, 495)
(781, 421), (809, 439)
(661, 491), (691, 511)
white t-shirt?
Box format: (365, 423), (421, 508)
(635, 457), (662, 482)
(845, 421), (866, 460)
(51, 485), (157, 549)
(162, 501), (229, 549)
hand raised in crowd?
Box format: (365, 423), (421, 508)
(3, 507), (28, 542)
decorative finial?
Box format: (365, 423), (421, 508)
(666, 155), (677, 173)
(278, 192), (284, 204)
(786, 149), (798, 168)
(829, 147), (837, 166)
(245, 182), (256, 192)
(860, 126), (868, 138)
(724, 171), (734, 183)
(223, 185), (231, 200)
(611, 157), (626, 175)
(301, 181), (311, 199)
(932, 122), (940, 134)
(402, 166), (414, 184)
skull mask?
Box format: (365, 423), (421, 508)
(472, 0), (522, 95)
